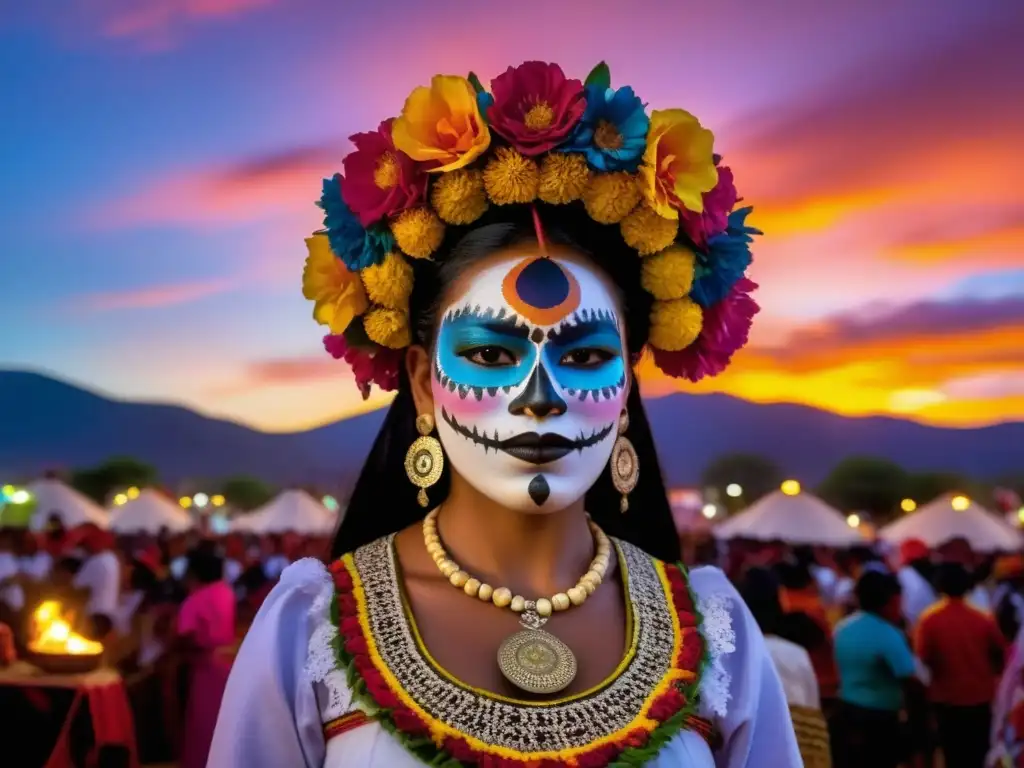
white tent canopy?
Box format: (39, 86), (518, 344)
(714, 490), (865, 547)
(108, 489), (194, 534)
(27, 479), (108, 531)
(879, 493), (1023, 553)
(232, 490), (335, 535)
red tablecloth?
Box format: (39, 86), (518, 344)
(0, 662), (138, 768)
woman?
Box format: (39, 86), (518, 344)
(210, 60), (799, 767)
(176, 543), (235, 768)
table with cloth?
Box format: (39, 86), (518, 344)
(0, 661), (137, 768)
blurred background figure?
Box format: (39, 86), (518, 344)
(915, 563), (1005, 768)
(832, 571), (918, 768)
(72, 524), (121, 640)
(739, 567), (831, 767)
(895, 538), (936, 627)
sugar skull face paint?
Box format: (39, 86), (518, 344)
(432, 250), (628, 513)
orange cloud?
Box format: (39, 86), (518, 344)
(75, 277), (239, 311)
(88, 145), (341, 230)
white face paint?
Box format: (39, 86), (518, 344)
(432, 248), (628, 513)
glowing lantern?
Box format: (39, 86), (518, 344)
(900, 498), (917, 513)
(781, 480), (801, 496)
(846, 514), (861, 528)
(211, 494), (226, 507)
(951, 495), (970, 512)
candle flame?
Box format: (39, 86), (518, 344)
(29, 600), (104, 656)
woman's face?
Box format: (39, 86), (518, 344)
(430, 246), (628, 513)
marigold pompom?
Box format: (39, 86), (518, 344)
(583, 171), (641, 224)
(430, 169), (488, 225)
(363, 307), (411, 349)
(483, 147), (539, 205)
(538, 153), (590, 204)
(390, 207), (445, 259)
(649, 298), (703, 352)
(621, 204), (679, 256)
(641, 245), (696, 300)
(361, 252), (413, 310)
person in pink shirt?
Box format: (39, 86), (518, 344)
(176, 542), (235, 768)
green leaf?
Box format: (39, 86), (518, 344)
(584, 61), (611, 89)
(467, 72), (485, 94)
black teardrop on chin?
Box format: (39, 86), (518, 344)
(528, 475), (551, 506)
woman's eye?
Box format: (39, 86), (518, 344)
(560, 348), (614, 367)
(461, 346), (517, 367)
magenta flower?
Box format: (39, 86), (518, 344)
(652, 278), (759, 381)
(680, 164), (738, 248)
(324, 334), (403, 399)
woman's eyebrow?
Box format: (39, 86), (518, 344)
(546, 318), (619, 346)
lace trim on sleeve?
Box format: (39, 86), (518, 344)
(299, 558), (353, 720)
(698, 591), (736, 718)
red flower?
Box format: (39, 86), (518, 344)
(680, 164), (738, 248)
(339, 615), (362, 639)
(364, 675), (401, 710)
(324, 334), (403, 398)
(337, 592), (357, 617)
(333, 567), (353, 590)
(623, 727), (651, 748)
(344, 635), (368, 655)
(443, 736), (479, 762)
(487, 61), (585, 156)
(392, 706), (432, 737)
(678, 630), (705, 669)
(648, 686), (687, 721)
(575, 742), (623, 768)
(341, 119), (426, 227)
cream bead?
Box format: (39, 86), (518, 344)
(583, 569), (603, 585)
(440, 560), (459, 577)
(510, 595), (526, 612)
(477, 583), (494, 602)
(450, 570), (470, 588)
(426, 542), (444, 557)
(552, 593), (571, 611)
(567, 586), (587, 606)
(580, 580), (596, 595)
(463, 577), (481, 596)
(424, 532), (439, 544)
(535, 598), (553, 617)
(492, 587), (513, 608)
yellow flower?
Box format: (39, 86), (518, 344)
(582, 171), (641, 224)
(361, 252), (414, 310)
(392, 75), (491, 173)
(301, 232), (369, 333)
(621, 204), (679, 256)
(538, 153), (589, 205)
(649, 298), (703, 351)
(391, 207), (445, 259)
(483, 147), (540, 205)
(641, 245), (696, 300)
(364, 307), (411, 349)
(431, 169), (488, 225)
(640, 109), (717, 217)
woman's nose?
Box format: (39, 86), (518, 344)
(508, 365), (567, 418)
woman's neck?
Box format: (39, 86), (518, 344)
(435, 474), (597, 598)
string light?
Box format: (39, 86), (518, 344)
(179, 496), (193, 509)
(900, 498), (917, 513)
(725, 483), (743, 498)
(846, 513), (861, 528)
(701, 503), (717, 519)
(951, 495), (970, 512)
(781, 480), (801, 496)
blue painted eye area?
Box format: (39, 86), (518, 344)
(559, 348), (616, 368)
(458, 345), (518, 368)
(544, 322), (625, 393)
(437, 311), (536, 389)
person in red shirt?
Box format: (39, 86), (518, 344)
(915, 562), (1006, 768)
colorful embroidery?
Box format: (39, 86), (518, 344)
(328, 536), (710, 766)
(324, 711), (371, 740)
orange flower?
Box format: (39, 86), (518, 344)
(392, 75), (491, 173)
(640, 109), (718, 217)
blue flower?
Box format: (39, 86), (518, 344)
(318, 175), (393, 271)
(690, 207), (760, 308)
(562, 85), (649, 172)
(477, 91), (494, 123)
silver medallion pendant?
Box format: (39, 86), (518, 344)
(497, 603), (578, 695)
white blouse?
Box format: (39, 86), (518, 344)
(209, 548), (801, 767)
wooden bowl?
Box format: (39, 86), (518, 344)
(26, 649), (104, 675)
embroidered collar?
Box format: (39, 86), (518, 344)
(328, 535), (709, 766)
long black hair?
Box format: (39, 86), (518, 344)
(332, 202), (681, 563)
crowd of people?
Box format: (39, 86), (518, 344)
(3, 515), (1024, 768)
(0, 515), (331, 767)
(720, 536), (1024, 768)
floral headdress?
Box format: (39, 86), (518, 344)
(302, 61), (761, 398)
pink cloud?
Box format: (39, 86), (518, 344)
(75, 277), (239, 311)
(100, 0), (278, 46)
(88, 144), (342, 230)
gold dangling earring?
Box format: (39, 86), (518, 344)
(405, 413), (444, 508)
(610, 411), (639, 514)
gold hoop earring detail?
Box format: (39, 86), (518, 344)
(405, 413), (444, 508)
(610, 412), (639, 514)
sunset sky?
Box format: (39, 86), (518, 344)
(2, 0), (1022, 432)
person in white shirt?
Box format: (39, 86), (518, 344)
(18, 531), (53, 582)
(894, 538), (936, 628)
(72, 526), (122, 639)
(0, 529), (25, 614)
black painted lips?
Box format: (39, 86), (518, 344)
(441, 408), (615, 465)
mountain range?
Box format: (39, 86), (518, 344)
(1, 370), (1021, 487)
